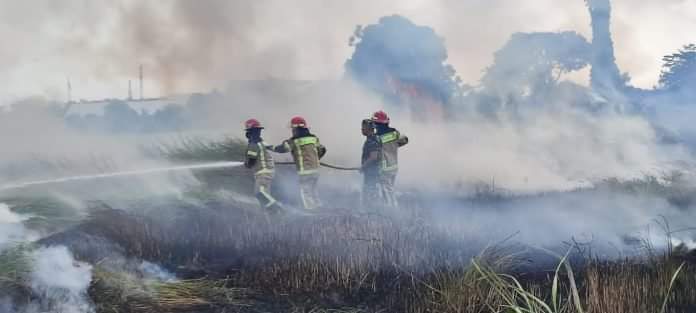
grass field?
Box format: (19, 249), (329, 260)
(1, 137), (696, 312)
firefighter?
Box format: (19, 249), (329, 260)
(243, 118), (283, 214)
(371, 110), (408, 208)
(273, 116), (327, 210)
(360, 118), (381, 209)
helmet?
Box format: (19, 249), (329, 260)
(290, 116), (308, 128)
(244, 118), (263, 130)
(371, 110), (390, 124)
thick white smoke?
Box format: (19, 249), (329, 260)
(0, 203), (35, 248)
(26, 247), (94, 313)
(395, 104), (689, 192)
(0, 98), (214, 203)
(188, 79), (689, 194)
(0, 204), (94, 313)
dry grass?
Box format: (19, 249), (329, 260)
(90, 268), (249, 313)
(142, 136), (246, 163)
(0, 244), (33, 292)
(48, 201), (696, 313)
(585, 260), (693, 313)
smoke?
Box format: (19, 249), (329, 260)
(0, 204), (94, 313)
(0, 0), (694, 269)
(431, 188), (696, 255)
(346, 15), (460, 106)
(164, 13), (688, 194)
(0, 96), (219, 205)
(396, 108), (684, 192)
(138, 260), (176, 282)
(0, 203), (35, 248)
(0, 1), (691, 221)
(481, 31), (591, 98)
(26, 247), (94, 313)
(1, 0), (694, 103)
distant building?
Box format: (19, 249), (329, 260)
(64, 96), (188, 117)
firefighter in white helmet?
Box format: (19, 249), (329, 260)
(371, 110), (408, 208)
(273, 116), (327, 210)
(243, 118), (283, 214)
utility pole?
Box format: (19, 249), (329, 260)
(139, 64), (144, 100)
(128, 80), (133, 100)
(66, 78), (72, 103)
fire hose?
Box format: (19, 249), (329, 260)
(275, 161), (360, 171)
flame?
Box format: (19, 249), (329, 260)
(385, 74), (445, 122)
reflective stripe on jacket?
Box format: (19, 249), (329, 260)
(246, 141), (275, 175)
(276, 135), (325, 175)
(378, 130), (408, 173)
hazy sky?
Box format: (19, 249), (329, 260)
(0, 0), (694, 105)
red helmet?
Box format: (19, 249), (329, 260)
(244, 118), (263, 130)
(290, 116), (308, 128)
(371, 110), (390, 124)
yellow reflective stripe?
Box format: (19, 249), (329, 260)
(295, 142), (305, 173)
(294, 136), (318, 146)
(292, 137), (320, 174)
(255, 168), (274, 175)
(257, 142), (267, 171)
(299, 189), (309, 209)
(380, 131), (399, 144)
(259, 186), (277, 208)
(298, 169), (318, 175)
(246, 150), (258, 157)
(380, 165), (398, 172)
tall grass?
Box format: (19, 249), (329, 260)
(5, 136), (696, 312)
(142, 136), (246, 163)
(0, 244), (33, 291)
(38, 200), (696, 313)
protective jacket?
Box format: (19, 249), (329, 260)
(245, 140), (275, 175)
(377, 128), (408, 173)
(274, 134), (326, 175)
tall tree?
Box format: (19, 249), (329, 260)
(659, 44), (696, 91)
(345, 15), (460, 106)
(585, 0), (625, 95)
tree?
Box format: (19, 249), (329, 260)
(659, 44), (696, 91)
(345, 15), (460, 106)
(481, 32), (591, 99)
(103, 101), (141, 132)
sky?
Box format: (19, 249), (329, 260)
(0, 0), (694, 105)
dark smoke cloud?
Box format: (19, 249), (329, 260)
(1, 0), (694, 104)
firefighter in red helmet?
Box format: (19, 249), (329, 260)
(243, 118), (283, 214)
(273, 116), (327, 210)
(371, 110), (408, 208)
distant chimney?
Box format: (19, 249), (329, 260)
(128, 80), (133, 100)
(139, 64), (144, 100)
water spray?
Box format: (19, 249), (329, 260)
(0, 161), (243, 191)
